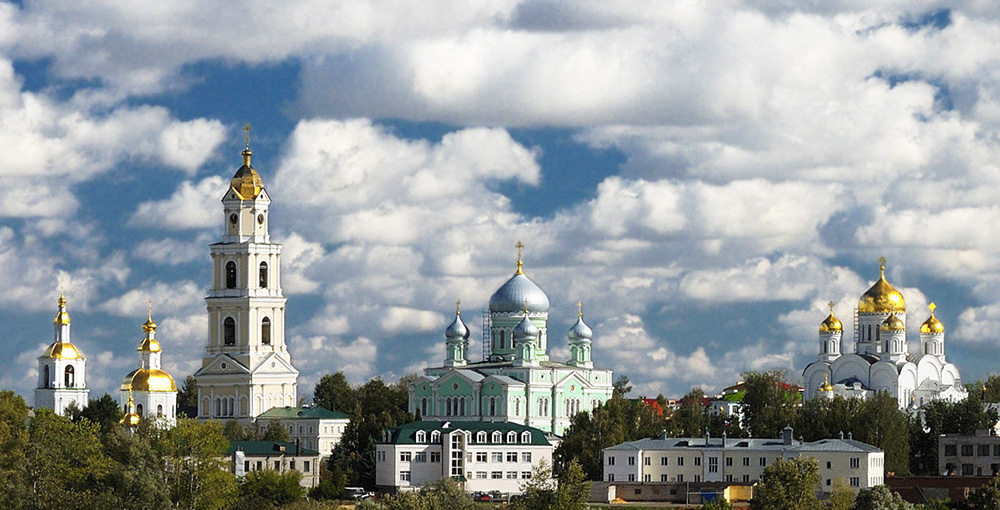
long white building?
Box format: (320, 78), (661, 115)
(603, 427), (883, 493)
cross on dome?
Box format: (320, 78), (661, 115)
(578, 301), (584, 317)
(929, 302), (937, 314)
(242, 122), (253, 149)
(515, 241), (525, 275)
(878, 255), (887, 275)
(828, 301), (835, 313)
(455, 299), (461, 315)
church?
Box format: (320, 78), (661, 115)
(409, 247), (614, 435)
(193, 138), (299, 422)
(119, 305), (178, 426)
(35, 294), (90, 416)
(802, 258), (968, 409)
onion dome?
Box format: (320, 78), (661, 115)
(489, 242), (549, 313)
(121, 369), (177, 392)
(921, 302), (945, 334)
(54, 294), (70, 326)
(513, 313), (539, 341)
(819, 374), (834, 392)
(881, 313), (905, 332)
(819, 301), (842, 333)
(858, 257), (905, 313)
(42, 295), (82, 359)
(568, 302), (593, 341)
(138, 311), (160, 352)
(121, 392), (141, 427)
(229, 143), (264, 200)
(445, 300), (469, 339)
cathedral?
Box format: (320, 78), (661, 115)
(802, 258), (968, 409)
(119, 306), (178, 426)
(193, 139), (298, 421)
(409, 247), (614, 435)
(35, 295), (90, 416)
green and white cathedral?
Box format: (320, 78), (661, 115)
(410, 250), (614, 435)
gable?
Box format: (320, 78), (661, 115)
(194, 354), (250, 376)
(249, 353), (300, 376)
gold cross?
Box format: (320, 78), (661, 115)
(515, 241), (525, 274)
(828, 301), (835, 313)
(929, 302), (936, 314)
(578, 301), (584, 317)
(243, 123), (253, 148)
(455, 299), (461, 315)
(878, 255), (887, 273)
(147, 298), (153, 320)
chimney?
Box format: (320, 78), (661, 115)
(782, 426), (793, 446)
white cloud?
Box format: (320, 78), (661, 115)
(129, 177), (225, 230)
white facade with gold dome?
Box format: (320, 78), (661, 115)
(194, 140), (298, 422)
(119, 307), (178, 426)
(803, 259), (967, 409)
(36, 295), (90, 415)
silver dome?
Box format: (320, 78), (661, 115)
(513, 314), (539, 340)
(489, 273), (550, 314)
(568, 316), (592, 341)
(445, 313), (468, 339)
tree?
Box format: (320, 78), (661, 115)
(796, 395), (863, 442)
(0, 391), (29, 509)
(749, 457), (821, 510)
(509, 458), (590, 510)
(222, 419), (255, 441)
(741, 371), (800, 439)
(969, 476), (1000, 510)
(853, 485), (911, 510)
(827, 478), (855, 510)
(853, 393), (910, 476)
(102, 423), (171, 509)
(671, 387), (708, 438)
(239, 469), (304, 507)
(259, 419), (291, 442)
(78, 393), (125, 433)
(157, 418), (238, 510)
(177, 376), (199, 411)
(313, 372), (356, 413)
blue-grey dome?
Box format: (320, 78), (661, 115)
(489, 273), (550, 314)
(568, 316), (592, 341)
(445, 313), (468, 339)
(513, 314), (538, 341)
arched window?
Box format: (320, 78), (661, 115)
(224, 317), (236, 346)
(261, 317), (271, 345)
(521, 431), (531, 443)
(489, 397), (496, 416)
(515, 398), (520, 416)
(259, 262), (268, 288)
(430, 431), (440, 443)
(157, 404), (163, 416)
(460, 397), (466, 416)
(416, 431), (426, 442)
(136, 403), (143, 416)
(421, 397), (427, 417)
(226, 261), (237, 289)
(492, 431), (502, 443)
(477, 431), (487, 443)
(43, 365), (50, 388)
(64, 366), (74, 387)
(500, 331), (506, 349)
(507, 431), (516, 443)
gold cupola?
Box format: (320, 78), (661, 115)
(858, 256), (906, 313)
(819, 301), (842, 333)
(42, 294), (82, 360)
(121, 306), (176, 393)
(881, 313), (905, 332)
(921, 302), (945, 334)
(137, 305), (161, 353)
(229, 124), (264, 200)
(819, 374), (834, 393)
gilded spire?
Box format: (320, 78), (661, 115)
(878, 255), (887, 276)
(241, 123), (253, 166)
(143, 298), (157, 332)
(54, 293), (70, 325)
(515, 241), (524, 275)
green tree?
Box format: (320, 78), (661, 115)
(853, 485), (911, 510)
(259, 419), (291, 442)
(853, 393), (910, 476)
(741, 371), (800, 439)
(827, 478), (855, 510)
(239, 469), (304, 507)
(796, 396), (863, 442)
(671, 387), (708, 438)
(177, 376), (199, 412)
(102, 423), (171, 509)
(969, 476), (1000, 510)
(749, 456), (821, 510)
(78, 393), (125, 433)
(510, 458), (590, 510)
(158, 418), (238, 510)
(0, 391), (30, 509)
(222, 419), (255, 441)
(313, 372), (356, 413)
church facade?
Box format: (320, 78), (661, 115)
(802, 259), (967, 409)
(409, 249), (614, 435)
(119, 307), (178, 426)
(194, 142), (298, 421)
(35, 295), (90, 416)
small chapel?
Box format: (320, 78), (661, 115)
(35, 295), (90, 416)
(409, 245), (614, 435)
(802, 258), (968, 409)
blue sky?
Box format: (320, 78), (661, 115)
(2, 1), (1000, 403)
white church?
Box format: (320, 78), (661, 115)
(802, 258), (968, 409)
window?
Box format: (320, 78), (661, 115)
(414, 452), (426, 463)
(377, 451), (385, 462)
(743, 457), (750, 467)
(628, 456), (635, 466)
(661, 456), (668, 466)
(304, 461), (311, 473)
(431, 431), (440, 443)
(492, 431), (501, 443)
(274, 461), (280, 470)
(945, 445), (957, 456)
(43, 365), (49, 388)
(224, 317), (236, 346)
(608, 456), (615, 466)
(259, 262), (268, 288)
(709, 457), (718, 473)
(226, 261), (237, 289)
(677, 474), (683, 482)
(400, 452), (411, 462)
(507, 452), (518, 462)
(522, 472), (531, 479)
(64, 366), (74, 387)
(491, 471), (502, 479)
(628, 474), (635, 482)
(507, 471), (517, 479)
(760, 457), (767, 467)
(507, 431), (516, 443)
(644, 474), (651, 482)
(493, 452), (504, 462)
(980, 445), (992, 456)
(400, 471), (411, 481)
(994, 445), (1000, 457)
(521, 431), (531, 443)
(157, 404), (163, 416)
(850, 476), (860, 487)
(963, 464), (974, 476)
(850, 458), (860, 469)
(694, 457), (701, 466)
(827, 479), (831, 486)
(416, 431), (425, 442)
(726, 457), (732, 467)
(261, 317), (271, 345)
(421, 398), (428, 417)
(644, 456), (651, 466)
(522, 452), (532, 463)
(827, 461), (831, 469)
(476, 471), (487, 479)
(430, 452), (441, 462)
(477, 431), (487, 443)
(677, 457), (684, 466)
(661, 475), (668, 482)
(136, 404), (143, 415)
(608, 474), (615, 482)
(476, 452), (487, 462)
(962, 444), (975, 456)
(290, 460), (296, 470)
(743, 474), (750, 483)
(695, 475), (701, 482)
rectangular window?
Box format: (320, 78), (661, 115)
(725, 457), (732, 467)
(304, 461), (311, 473)
(694, 457), (701, 466)
(491, 471), (503, 479)
(400, 471), (411, 481)
(850, 458), (860, 469)
(628, 474), (635, 482)
(608, 456), (615, 466)
(628, 456), (635, 466)
(945, 445), (957, 456)
(522, 452), (532, 463)
(522, 471), (531, 479)
(400, 452), (412, 462)
(726, 475), (733, 482)
(430, 452), (441, 463)
(850, 477), (860, 487)
(962, 444), (975, 456)
(709, 457), (718, 473)
(644, 474), (651, 482)
(743, 457), (750, 466)
(963, 464), (974, 475)
(507, 471), (517, 479)
(743, 474), (750, 483)
(695, 475), (701, 482)
(377, 451), (385, 462)
(476, 471), (487, 479)
(661, 474), (668, 482)
(507, 452), (518, 462)
(644, 456), (651, 466)
(677, 474), (683, 482)
(274, 461), (280, 470)
(759, 457), (767, 467)
(290, 460), (296, 470)
(493, 452), (504, 463)
(994, 445), (1000, 456)
(244, 461), (250, 472)
(476, 452), (487, 462)
(980, 445), (992, 456)
(414, 452), (427, 463)
(608, 473), (615, 482)
(827, 461), (831, 469)
(677, 457), (684, 466)
(661, 456), (668, 466)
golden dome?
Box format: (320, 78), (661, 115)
(139, 306), (160, 352)
(229, 149), (264, 200)
(819, 301), (842, 333)
(881, 313), (905, 332)
(138, 337), (161, 353)
(858, 257), (905, 313)
(121, 368), (176, 392)
(54, 294), (70, 325)
(122, 412), (141, 427)
(921, 302), (944, 334)
(41, 341), (81, 359)
(819, 374), (834, 392)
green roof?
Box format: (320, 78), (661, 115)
(383, 420), (550, 446)
(257, 406), (350, 420)
(227, 441), (320, 456)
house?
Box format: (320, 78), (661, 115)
(255, 405), (350, 457)
(939, 429), (1000, 476)
(228, 440), (322, 489)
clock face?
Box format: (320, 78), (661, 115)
(229, 213), (238, 225)
(257, 214), (264, 225)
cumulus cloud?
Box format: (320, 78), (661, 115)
(129, 177), (225, 230)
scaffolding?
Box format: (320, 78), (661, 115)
(482, 309), (491, 361)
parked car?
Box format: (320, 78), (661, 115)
(473, 492), (492, 502)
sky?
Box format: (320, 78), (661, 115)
(3, 1), (1000, 403)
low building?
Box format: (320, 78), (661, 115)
(603, 427), (883, 494)
(939, 429), (1000, 476)
(228, 440), (322, 489)
(376, 420), (554, 495)
(255, 405), (350, 456)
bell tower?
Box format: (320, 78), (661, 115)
(195, 126), (298, 421)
